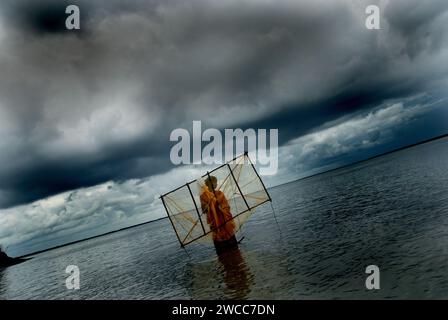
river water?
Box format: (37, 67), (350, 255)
(1, 137), (448, 299)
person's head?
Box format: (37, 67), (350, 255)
(205, 176), (218, 191)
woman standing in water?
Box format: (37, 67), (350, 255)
(200, 176), (238, 254)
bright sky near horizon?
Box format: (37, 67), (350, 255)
(0, 0), (447, 256)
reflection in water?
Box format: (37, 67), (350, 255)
(2, 138), (448, 299)
(217, 247), (253, 299)
(184, 246), (254, 299)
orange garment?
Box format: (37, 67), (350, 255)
(200, 187), (236, 241)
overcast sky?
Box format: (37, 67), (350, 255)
(0, 0), (447, 255)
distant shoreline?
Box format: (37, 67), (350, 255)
(19, 216), (167, 258)
(18, 131), (448, 258)
(274, 132), (448, 189)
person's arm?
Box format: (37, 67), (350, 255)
(217, 192), (231, 213)
(200, 193), (213, 226)
(200, 194), (209, 214)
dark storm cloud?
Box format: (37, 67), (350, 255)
(2, 0), (170, 34)
(0, 0), (447, 209)
(385, 0), (448, 58)
(3, 0), (85, 34)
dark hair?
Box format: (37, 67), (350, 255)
(205, 176), (217, 189)
(205, 175), (217, 183)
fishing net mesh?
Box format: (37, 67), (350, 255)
(161, 154), (270, 246)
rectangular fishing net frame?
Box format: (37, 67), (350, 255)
(160, 152), (272, 247)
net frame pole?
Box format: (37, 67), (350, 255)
(245, 152), (280, 238)
(161, 196), (184, 247)
(160, 152), (272, 248)
(227, 163), (251, 211)
(181, 199), (269, 246)
(245, 152), (272, 202)
(206, 171), (227, 225)
(186, 183), (206, 234)
(200, 153), (244, 179)
(160, 182), (188, 198)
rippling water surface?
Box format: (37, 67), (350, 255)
(1, 137), (448, 299)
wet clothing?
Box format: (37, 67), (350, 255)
(213, 234), (238, 255)
(200, 187), (237, 253)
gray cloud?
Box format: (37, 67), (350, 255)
(2, 95), (442, 256)
(0, 1), (447, 212)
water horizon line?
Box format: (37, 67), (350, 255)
(17, 131), (448, 258)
